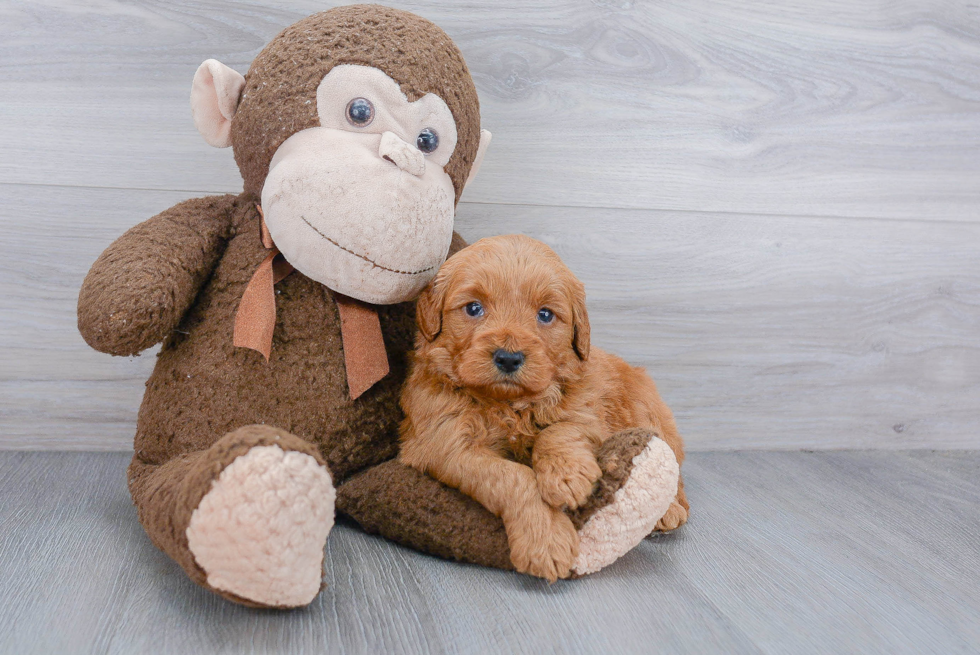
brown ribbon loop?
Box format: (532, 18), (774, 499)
(233, 249), (279, 360)
(333, 293), (390, 400)
(258, 207), (275, 249)
(233, 204), (390, 399)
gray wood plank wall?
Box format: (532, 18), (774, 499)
(1, 0), (978, 450)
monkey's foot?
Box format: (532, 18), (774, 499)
(568, 430), (679, 576)
(186, 443), (335, 608)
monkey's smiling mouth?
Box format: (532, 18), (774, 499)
(298, 215), (436, 276)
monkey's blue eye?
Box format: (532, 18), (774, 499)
(464, 301), (484, 317)
(537, 308), (555, 324)
(346, 98), (374, 126)
(417, 128), (439, 153)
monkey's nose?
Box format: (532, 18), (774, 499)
(379, 131), (425, 177)
(493, 349), (525, 374)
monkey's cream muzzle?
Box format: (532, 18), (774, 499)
(258, 64), (472, 305)
(261, 126), (454, 305)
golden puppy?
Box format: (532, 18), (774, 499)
(399, 234), (687, 581)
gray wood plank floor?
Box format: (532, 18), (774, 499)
(1, 451), (978, 654)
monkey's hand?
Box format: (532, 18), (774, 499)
(78, 194), (237, 356)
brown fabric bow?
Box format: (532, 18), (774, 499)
(233, 205), (390, 400)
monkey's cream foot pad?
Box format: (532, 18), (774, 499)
(186, 445), (336, 608)
(572, 437), (679, 576)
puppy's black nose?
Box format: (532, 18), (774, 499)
(493, 349), (525, 374)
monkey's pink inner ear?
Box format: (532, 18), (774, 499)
(191, 59), (246, 148)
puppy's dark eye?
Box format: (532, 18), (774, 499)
(346, 98), (374, 126)
(417, 128), (439, 153)
(538, 308), (555, 324)
(464, 301), (484, 317)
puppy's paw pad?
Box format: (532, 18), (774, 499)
(536, 456), (602, 509)
(654, 501), (688, 532)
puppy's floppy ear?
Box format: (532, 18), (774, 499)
(570, 279), (591, 361)
(416, 275), (448, 342)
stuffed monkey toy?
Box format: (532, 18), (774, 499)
(77, 5), (681, 609)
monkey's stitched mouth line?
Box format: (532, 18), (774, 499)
(298, 215), (436, 276)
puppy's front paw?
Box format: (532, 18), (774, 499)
(654, 500), (689, 532)
(535, 454), (602, 509)
(508, 504), (579, 582)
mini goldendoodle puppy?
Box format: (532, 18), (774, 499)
(398, 234), (687, 581)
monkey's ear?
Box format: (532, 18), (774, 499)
(191, 59), (246, 148)
(464, 129), (492, 188)
(570, 280), (591, 361)
(416, 276), (448, 342)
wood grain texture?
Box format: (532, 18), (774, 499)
(457, 203), (980, 450)
(1, 451), (977, 654)
(1, 0), (979, 450)
(3, 184), (977, 450)
(0, 0), (978, 219)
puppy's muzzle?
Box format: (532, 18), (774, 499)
(493, 349), (525, 374)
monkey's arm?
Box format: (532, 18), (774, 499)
(78, 194), (238, 356)
(399, 412), (579, 582)
(400, 416), (539, 521)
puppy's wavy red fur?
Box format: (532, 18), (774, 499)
(399, 234), (687, 581)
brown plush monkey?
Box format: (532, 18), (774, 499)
(77, 5), (680, 609)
